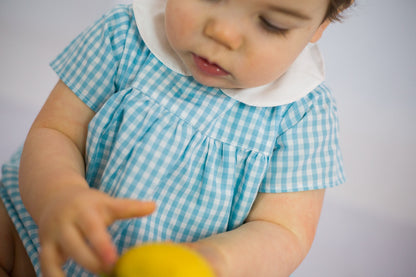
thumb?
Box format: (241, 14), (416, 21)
(107, 198), (156, 222)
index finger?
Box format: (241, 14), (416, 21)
(106, 198), (156, 222)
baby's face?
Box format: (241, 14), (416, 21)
(165, 0), (330, 89)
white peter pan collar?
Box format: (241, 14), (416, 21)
(132, 0), (325, 107)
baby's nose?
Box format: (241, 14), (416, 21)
(203, 18), (243, 51)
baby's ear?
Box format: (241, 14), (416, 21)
(310, 20), (331, 43)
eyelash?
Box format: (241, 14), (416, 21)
(259, 16), (289, 36)
(201, 0), (289, 36)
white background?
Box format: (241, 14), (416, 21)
(1, 0), (415, 276)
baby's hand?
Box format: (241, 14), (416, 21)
(37, 187), (156, 277)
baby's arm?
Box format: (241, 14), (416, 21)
(188, 189), (325, 276)
(18, 80), (155, 277)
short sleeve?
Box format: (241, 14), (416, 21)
(260, 84), (346, 193)
(50, 6), (132, 112)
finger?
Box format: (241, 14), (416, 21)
(59, 225), (103, 274)
(77, 209), (118, 268)
(40, 242), (66, 277)
(107, 198), (156, 221)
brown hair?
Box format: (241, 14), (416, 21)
(325, 0), (355, 22)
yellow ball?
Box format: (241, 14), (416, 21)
(113, 243), (215, 277)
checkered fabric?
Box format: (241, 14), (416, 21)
(0, 5), (345, 276)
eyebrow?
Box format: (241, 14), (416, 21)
(268, 5), (312, 21)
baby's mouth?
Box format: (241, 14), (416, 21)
(192, 54), (230, 77)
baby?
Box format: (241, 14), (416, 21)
(0, 0), (354, 276)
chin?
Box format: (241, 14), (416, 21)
(191, 74), (237, 89)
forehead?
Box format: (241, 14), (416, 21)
(250, 0), (329, 14)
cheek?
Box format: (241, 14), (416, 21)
(241, 49), (291, 86)
(165, 5), (197, 49)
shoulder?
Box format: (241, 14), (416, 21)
(293, 83), (338, 117)
(87, 5), (137, 42)
(102, 4), (135, 24)
(277, 83), (339, 132)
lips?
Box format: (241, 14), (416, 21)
(192, 54), (229, 77)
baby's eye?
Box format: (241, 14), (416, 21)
(259, 16), (289, 36)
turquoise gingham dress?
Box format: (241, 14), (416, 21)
(0, 5), (345, 276)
